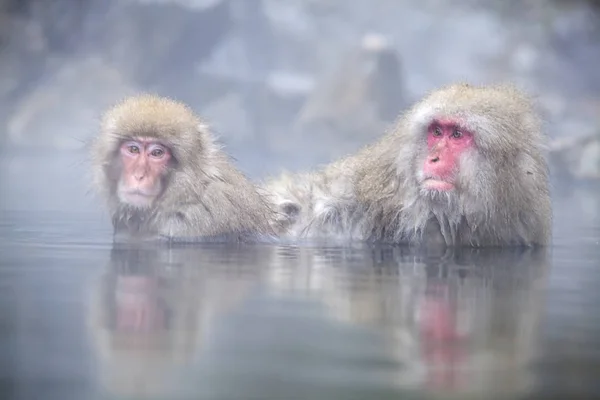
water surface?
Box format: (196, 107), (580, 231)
(0, 151), (599, 400)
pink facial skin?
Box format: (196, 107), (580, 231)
(118, 138), (171, 207)
(422, 119), (474, 191)
(115, 276), (166, 333)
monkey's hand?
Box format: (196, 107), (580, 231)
(155, 208), (206, 239)
(155, 207), (254, 243)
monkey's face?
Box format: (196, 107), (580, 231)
(417, 119), (475, 195)
(114, 275), (167, 333)
(117, 138), (172, 209)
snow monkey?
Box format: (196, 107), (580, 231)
(265, 83), (552, 247)
(91, 94), (280, 242)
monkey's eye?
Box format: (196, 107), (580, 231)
(433, 127), (443, 137)
(452, 129), (463, 139)
(128, 145), (140, 154)
(150, 148), (165, 158)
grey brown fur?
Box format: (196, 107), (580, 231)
(91, 94), (280, 242)
(265, 83), (552, 247)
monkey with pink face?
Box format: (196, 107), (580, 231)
(265, 83), (552, 247)
(91, 94), (280, 243)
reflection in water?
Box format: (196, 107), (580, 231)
(88, 243), (270, 398)
(242, 246), (548, 399)
(86, 243), (550, 399)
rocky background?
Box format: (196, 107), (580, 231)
(0, 0), (599, 181)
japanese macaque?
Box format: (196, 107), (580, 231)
(265, 83), (552, 247)
(91, 94), (279, 242)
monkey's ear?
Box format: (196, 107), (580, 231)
(281, 201), (301, 218)
(408, 105), (439, 137)
(274, 200), (301, 227)
(194, 121), (222, 157)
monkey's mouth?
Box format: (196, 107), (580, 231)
(422, 178), (455, 191)
(119, 189), (157, 207)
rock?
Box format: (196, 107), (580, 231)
(283, 32), (406, 161)
(200, 92), (254, 143)
(6, 57), (136, 150)
(2, 0), (600, 171)
(550, 131), (600, 181)
(0, 0), (234, 149)
(96, 0), (232, 94)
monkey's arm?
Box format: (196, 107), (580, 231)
(153, 203), (241, 242)
(156, 176), (277, 242)
(155, 210), (252, 243)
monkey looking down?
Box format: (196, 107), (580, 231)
(91, 94), (279, 243)
(265, 83), (552, 247)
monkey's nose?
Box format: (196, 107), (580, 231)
(430, 156), (440, 163)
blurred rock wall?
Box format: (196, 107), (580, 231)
(0, 0), (599, 180)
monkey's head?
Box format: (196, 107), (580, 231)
(394, 83), (551, 244)
(92, 94), (215, 210)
